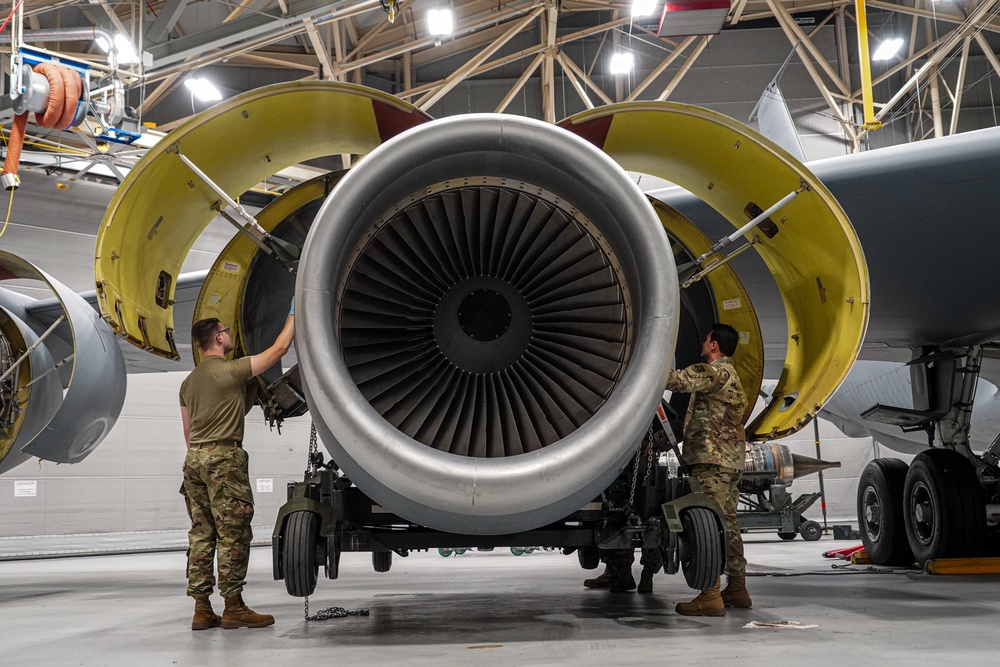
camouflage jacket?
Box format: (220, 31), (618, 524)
(666, 356), (747, 470)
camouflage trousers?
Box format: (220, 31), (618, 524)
(689, 463), (746, 578)
(181, 444), (255, 599)
(605, 547), (663, 573)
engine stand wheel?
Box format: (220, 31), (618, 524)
(577, 545), (600, 570)
(679, 507), (724, 591)
(800, 520), (823, 542)
(777, 532), (797, 541)
(373, 550), (393, 573)
(282, 511), (320, 597)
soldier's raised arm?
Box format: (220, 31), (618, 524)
(666, 363), (723, 394)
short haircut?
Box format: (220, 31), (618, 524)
(709, 323), (739, 357)
(191, 318), (222, 352)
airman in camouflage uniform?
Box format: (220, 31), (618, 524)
(180, 310), (294, 630)
(667, 323), (751, 617)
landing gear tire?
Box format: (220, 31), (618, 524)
(373, 550), (393, 573)
(904, 449), (986, 565)
(858, 458), (913, 566)
(577, 545), (600, 570)
(282, 511), (320, 598)
(777, 532), (797, 541)
(800, 520), (823, 542)
(679, 507), (724, 591)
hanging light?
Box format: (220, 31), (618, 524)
(610, 52), (634, 75)
(872, 37), (904, 61)
(428, 9), (454, 36)
(632, 0), (658, 17)
(95, 33), (139, 65)
(184, 77), (223, 103)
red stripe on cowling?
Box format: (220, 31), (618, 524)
(372, 101), (432, 143)
(557, 114), (613, 150)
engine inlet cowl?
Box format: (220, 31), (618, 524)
(296, 114), (678, 534)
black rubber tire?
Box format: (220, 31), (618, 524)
(282, 511), (320, 598)
(577, 545), (600, 570)
(679, 507), (724, 591)
(777, 532), (797, 541)
(373, 550), (393, 573)
(904, 449), (986, 565)
(857, 458), (913, 565)
(438, 548), (453, 557)
(800, 520), (823, 542)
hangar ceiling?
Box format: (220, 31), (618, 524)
(5, 0), (1000, 184)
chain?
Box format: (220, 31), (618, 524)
(602, 425), (657, 514)
(305, 421), (319, 477)
(643, 425), (655, 485)
(304, 595), (370, 621)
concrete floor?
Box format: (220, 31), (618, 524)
(3, 533), (998, 666)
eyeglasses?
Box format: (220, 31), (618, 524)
(217, 327), (230, 336)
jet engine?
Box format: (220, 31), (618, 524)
(0, 251), (126, 474)
(296, 114), (677, 534)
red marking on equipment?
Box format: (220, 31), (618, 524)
(0, 267), (17, 281)
(657, 405), (667, 421)
(664, 0), (730, 11)
(372, 101), (432, 143)
(557, 114), (613, 150)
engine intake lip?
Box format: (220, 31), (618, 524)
(297, 114), (678, 534)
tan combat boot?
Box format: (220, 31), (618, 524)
(221, 594), (275, 629)
(675, 578), (725, 617)
(192, 596), (221, 631)
(721, 575), (753, 608)
(637, 564), (656, 594)
(584, 564), (614, 589)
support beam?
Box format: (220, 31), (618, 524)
(767, 0), (857, 148)
(559, 51), (614, 105)
(497, 52), (545, 113)
(627, 35), (696, 102)
(766, 0), (849, 96)
(555, 52), (593, 109)
(542, 5), (558, 124)
(304, 19), (335, 81)
(950, 36), (972, 136)
(415, 8), (544, 111)
(146, 0), (190, 45)
(873, 0), (1000, 124)
(656, 35), (711, 101)
(974, 31), (1000, 78)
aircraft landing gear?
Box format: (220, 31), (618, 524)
(857, 458), (913, 565)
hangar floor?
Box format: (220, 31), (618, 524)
(3, 533), (997, 666)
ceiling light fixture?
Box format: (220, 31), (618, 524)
(428, 9), (454, 36)
(609, 52), (634, 75)
(632, 0), (658, 17)
(96, 33), (139, 65)
(872, 37), (904, 60)
(184, 77), (223, 103)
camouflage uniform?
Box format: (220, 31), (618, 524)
(179, 354), (256, 600)
(667, 356), (748, 577)
(182, 444), (255, 598)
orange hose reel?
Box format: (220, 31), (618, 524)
(2, 62), (84, 189)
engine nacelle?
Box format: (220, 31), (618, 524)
(297, 115), (678, 534)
